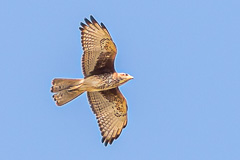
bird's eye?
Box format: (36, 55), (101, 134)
(125, 74), (128, 76)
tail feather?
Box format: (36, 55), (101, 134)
(51, 78), (85, 106)
(51, 78), (83, 93)
(53, 89), (85, 106)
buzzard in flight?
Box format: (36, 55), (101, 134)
(51, 16), (133, 146)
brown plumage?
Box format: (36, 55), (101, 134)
(80, 16), (117, 76)
(51, 16), (133, 146)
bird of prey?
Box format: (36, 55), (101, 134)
(51, 16), (133, 146)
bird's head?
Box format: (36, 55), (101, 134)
(118, 73), (134, 84)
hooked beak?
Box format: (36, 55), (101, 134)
(128, 75), (134, 80)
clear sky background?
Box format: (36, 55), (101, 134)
(1, 0), (240, 159)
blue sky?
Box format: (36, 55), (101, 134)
(1, 0), (240, 159)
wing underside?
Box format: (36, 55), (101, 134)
(87, 87), (128, 146)
(80, 16), (117, 77)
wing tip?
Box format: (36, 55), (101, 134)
(101, 137), (105, 143)
(80, 22), (87, 28)
(50, 86), (54, 93)
(101, 136), (115, 146)
(109, 138), (114, 145)
(84, 18), (91, 25)
(100, 22), (106, 29)
(90, 15), (95, 21)
(90, 15), (99, 25)
(79, 27), (83, 31)
(102, 137), (112, 146)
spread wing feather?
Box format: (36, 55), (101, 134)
(80, 16), (117, 77)
(87, 88), (128, 146)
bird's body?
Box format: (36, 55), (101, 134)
(82, 72), (131, 92)
(51, 16), (133, 146)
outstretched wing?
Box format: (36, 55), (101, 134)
(80, 16), (117, 77)
(87, 88), (128, 146)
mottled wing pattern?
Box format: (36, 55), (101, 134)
(80, 16), (117, 77)
(87, 88), (128, 146)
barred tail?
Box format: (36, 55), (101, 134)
(51, 78), (85, 106)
